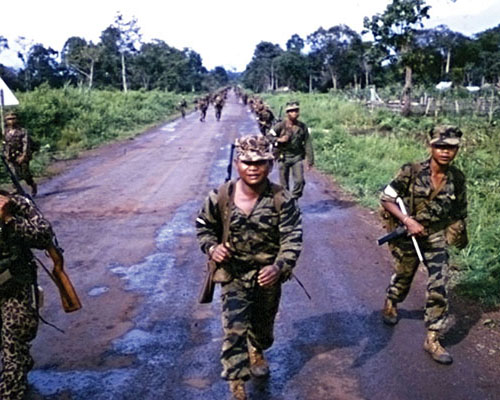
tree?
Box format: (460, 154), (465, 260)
(23, 44), (61, 89)
(62, 37), (101, 89)
(113, 12), (142, 92)
(364, 0), (431, 115)
(242, 42), (283, 92)
(94, 26), (122, 89)
(307, 25), (363, 90)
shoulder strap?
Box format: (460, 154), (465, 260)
(270, 183), (286, 213)
(216, 180), (235, 244)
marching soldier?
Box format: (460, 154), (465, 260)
(268, 101), (314, 199)
(196, 135), (302, 399)
(0, 189), (54, 399)
(380, 125), (468, 365)
(2, 112), (37, 196)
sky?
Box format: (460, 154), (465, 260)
(1, 0), (499, 72)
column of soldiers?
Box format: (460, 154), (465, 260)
(197, 95), (468, 399)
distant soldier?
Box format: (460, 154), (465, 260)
(0, 189), (55, 398)
(380, 126), (468, 365)
(214, 95), (224, 122)
(196, 135), (302, 400)
(256, 105), (275, 135)
(268, 101), (314, 199)
(198, 98), (209, 122)
(2, 112), (37, 196)
(178, 98), (188, 118)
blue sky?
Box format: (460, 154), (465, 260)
(1, 0), (499, 72)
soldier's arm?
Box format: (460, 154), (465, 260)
(195, 189), (221, 255)
(274, 195), (302, 280)
(380, 163), (413, 206)
(21, 130), (29, 160)
(5, 195), (54, 249)
(451, 169), (467, 221)
(304, 126), (314, 166)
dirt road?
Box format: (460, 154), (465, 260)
(26, 92), (500, 399)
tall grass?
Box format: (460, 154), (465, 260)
(263, 92), (500, 304)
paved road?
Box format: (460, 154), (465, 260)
(25, 92), (500, 399)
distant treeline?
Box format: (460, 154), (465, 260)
(0, 13), (235, 93)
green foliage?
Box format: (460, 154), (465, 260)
(5, 86), (193, 173)
(265, 92), (500, 304)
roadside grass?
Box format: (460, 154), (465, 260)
(263, 92), (500, 305)
(3, 85), (195, 176)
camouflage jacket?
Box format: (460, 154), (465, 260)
(0, 194), (54, 287)
(196, 179), (302, 280)
(380, 159), (467, 233)
(269, 119), (314, 164)
(3, 127), (30, 161)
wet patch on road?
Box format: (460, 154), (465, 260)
(29, 200), (221, 399)
(88, 286), (110, 297)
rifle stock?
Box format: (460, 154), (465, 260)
(1, 155), (82, 313)
(46, 245), (82, 313)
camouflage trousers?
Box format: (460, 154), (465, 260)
(278, 156), (305, 199)
(0, 284), (38, 400)
(220, 270), (281, 381)
(386, 231), (449, 332)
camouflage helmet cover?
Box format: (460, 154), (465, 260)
(285, 101), (300, 112)
(235, 135), (274, 162)
(429, 125), (462, 146)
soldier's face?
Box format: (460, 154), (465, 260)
(287, 110), (299, 121)
(236, 159), (272, 187)
(430, 144), (459, 166)
(5, 117), (16, 127)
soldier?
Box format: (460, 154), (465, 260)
(198, 98), (209, 122)
(256, 104), (274, 136)
(196, 135), (302, 400)
(0, 189), (55, 399)
(214, 95), (224, 122)
(178, 98), (188, 118)
(268, 101), (314, 200)
(380, 125), (468, 365)
(2, 112), (37, 196)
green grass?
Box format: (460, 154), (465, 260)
(263, 92), (500, 305)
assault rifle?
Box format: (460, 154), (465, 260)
(199, 143), (235, 303)
(0, 155), (82, 313)
(377, 226), (407, 246)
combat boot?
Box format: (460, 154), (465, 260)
(382, 298), (398, 325)
(229, 379), (247, 400)
(424, 330), (453, 365)
(248, 342), (270, 378)
(31, 183), (37, 197)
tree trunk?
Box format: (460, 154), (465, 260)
(89, 61), (94, 90)
(401, 65), (412, 117)
(309, 74), (313, 93)
(445, 49), (451, 75)
(121, 53), (128, 93)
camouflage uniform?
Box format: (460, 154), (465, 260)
(198, 99), (209, 122)
(268, 105), (314, 199)
(256, 107), (274, 136)
(381, 158), (467, 331)
(2, 117), (37, 195)
(214, 96), (224, 121)
(0, 193), (54, 399)
(196, 137), (302, 383)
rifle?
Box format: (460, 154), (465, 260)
(276, 106), (283, 123)
(199, 143), (235, 303)
(377, 226), (407, 246)
(0, 155), (82, 313)
(225, 144), (236, 182)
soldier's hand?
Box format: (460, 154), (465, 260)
(210, 244), (231, 263)
(258, 265), (280, 287)
(404, 217), (425, 236)
(0, 195), (12, 221)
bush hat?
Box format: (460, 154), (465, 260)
(429, 125), (462, 146)
(235, 135), (274, 162)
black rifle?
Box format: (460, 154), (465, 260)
(225, 144), (235, 182)
(377, 226), (407, 246)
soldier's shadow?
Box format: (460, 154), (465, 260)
(250, 308), (417, 399)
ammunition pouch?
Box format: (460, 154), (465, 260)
(445, 220), (468, 249)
